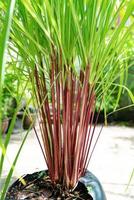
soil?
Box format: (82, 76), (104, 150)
(6, 171), (93, 200)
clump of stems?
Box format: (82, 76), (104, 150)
(34, 49), (99, 188)
(5, 0), (134, 190)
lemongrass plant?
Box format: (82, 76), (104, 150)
(6, 0), (134, 190)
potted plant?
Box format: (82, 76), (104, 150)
(1, 99), (10, 135)
(2, 61), (36, 133)
(5, 0), (134, 199)
(1, 117), (9, 135)
(1, 74), (20, 134)
(23, 107), (36, 130)
(1, 80), (17, 134)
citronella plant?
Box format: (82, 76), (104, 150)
(7, 0), (134, 190)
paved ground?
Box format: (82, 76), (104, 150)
(1, 125), (134, 200)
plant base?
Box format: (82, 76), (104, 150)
(6, 171), (93, 200)
(6, 170), (106, 200)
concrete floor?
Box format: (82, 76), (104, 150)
(1, 125), (134, 200)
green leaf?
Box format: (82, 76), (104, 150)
(0, 0), (16, 85)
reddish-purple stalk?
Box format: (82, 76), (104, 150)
(81, 94), (96, 174)
(79, 91), (95, 175)
(34, 50), (101, 189)
(70, 65), (91, 186)
(55, 59), (62, 180)
(50, 53), (59, 182)
(34, 66), (54, 180)
(85, 98), (104, 170)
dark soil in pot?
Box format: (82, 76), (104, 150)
(6, 171), (93, 200)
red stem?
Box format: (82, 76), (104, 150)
(50, 52), (59, 181)
(71, 65), (90, 187)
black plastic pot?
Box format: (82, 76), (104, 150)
(6, 170), (106, 200)
(79, 171), (106, 200)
